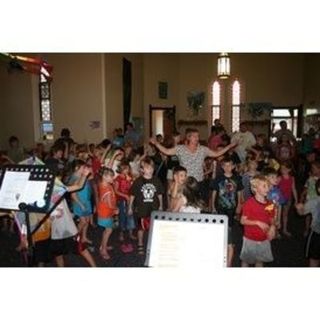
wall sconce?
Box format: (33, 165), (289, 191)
(217, 53), (230, 79)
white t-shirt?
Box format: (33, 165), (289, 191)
(179, 205), (201, 213)
(304, 197), (320, 234)
(51, 199), (78, 240)
(231, 131), (256, 162)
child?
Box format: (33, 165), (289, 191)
(278, 161), (298, 237)
(7, 135), (25, 163)
(168, 165), (187, 211)
(211, 156), (243, 224)
(97, 168), (119, 260)
(210, 156), (243, 267)
(240, 175), (276, 267)
(105, 148), (125, 178)
(128, 147), (146, 179)
(300, 160), (320, 237)
(275, 134), (295, 162)
(264, 167), (284, 234)
(211, 145), (225, 179)
(166, 132), (181, 185)
(45, 144), (65, 175)
(50, 168), (96, 267)
(179, 177), (203, 213)
(114, 160), (136, 252)
(91, 143), (111, 177)
(296, 178), (320, 267)
(242, 157), (259, 202)
(202, 156), (214, 206)
(0, 153), (15, 233)
(128, 157), (164, 255)
(68, 160), (93, 244)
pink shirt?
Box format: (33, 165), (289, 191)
(208, 134), (223, 150)
(278, 176), (293, 201)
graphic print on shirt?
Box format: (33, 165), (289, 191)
(217, 178), (237, 209)
(141, 183), (157, 203)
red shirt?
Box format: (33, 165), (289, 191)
(241, 197), (275, 241)
(92, 156), (102, 177)
(278, 175), (293, 201)
(97, 183), (116, 218)
(114, 174), (132, 201)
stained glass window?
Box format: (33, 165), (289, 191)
(232, 80), (241, 132)
(211, 81), (221, 125)
(39, 76), (53, 140)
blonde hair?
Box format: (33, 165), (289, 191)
(250, 174), (268, 194)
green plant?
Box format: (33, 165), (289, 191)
(187, 91), (205, 115)
(247, 102), (272, 119)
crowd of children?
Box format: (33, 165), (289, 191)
(1, 120), (320, 267)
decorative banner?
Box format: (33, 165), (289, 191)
(247, 102), (273, 119)
(0, 53), (53, 80)
(187, 90), (205, 115)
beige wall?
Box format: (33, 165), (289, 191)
(177, 53), (218, 138)
(143, 54), (180, 138)
(104, 53), (144, 138)
(0, 63), (35, 150)
(0, 53), (316, 151)
(303, 53), (320, 110)
(176, 53), (305, 137)
(44, 53), (105, 144)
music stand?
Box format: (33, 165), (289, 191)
(145, 211), (229, 268)
(0, 165), (56, 266)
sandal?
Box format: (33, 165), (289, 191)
(137, 245), (145, 255)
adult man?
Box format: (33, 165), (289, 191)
(231, 122), (256, 162)
(272, 121), (296, 144)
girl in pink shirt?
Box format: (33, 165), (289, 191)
(278, 161), (298, 237)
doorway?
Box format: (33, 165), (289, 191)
(149, 105), (176, 137)
(270, 105), (303, 138)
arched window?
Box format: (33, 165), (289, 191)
(232, 80), (241, 132)
(211, 80), (220, 125)
(39, 74), (54, 140)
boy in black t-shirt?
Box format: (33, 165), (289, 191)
(210, 156), (243, 267)
(128, 157), (164, 255)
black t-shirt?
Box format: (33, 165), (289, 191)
(130, 176), (164, 217)
(210, 174), (243, 211)
(45, 157), (64, 175)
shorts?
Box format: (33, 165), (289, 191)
(97, 217), (113, 229)
(282, 198), (292, 208)
(137, 217), (151, 231)
(305, 230), (320, 260)
(118, 200), (135, 231)
(240, 237), (273, 264)
(34, 239), (51, 264)
(50, 236), (87, 257)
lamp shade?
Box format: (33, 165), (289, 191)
(217, 53), (230, 79)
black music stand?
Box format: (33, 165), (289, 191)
(0, 165), (56, 266)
